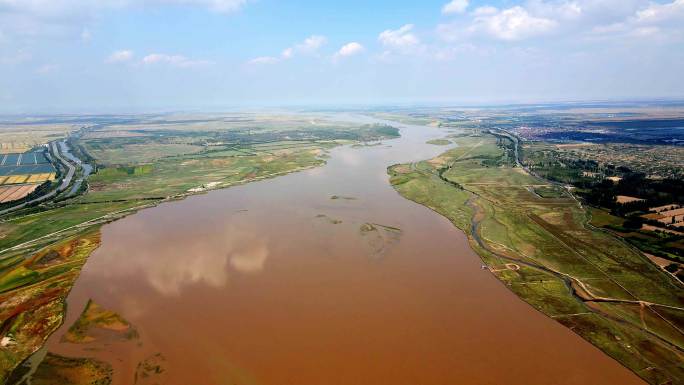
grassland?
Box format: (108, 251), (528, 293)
(426, 139), (451, 146)
(84, 143), (204, 166)
(0, 114), (400, 382)
(79, 144), (332, 202)
(388, 132), (684, 385)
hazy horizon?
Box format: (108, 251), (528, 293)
(3, 98), (684, 116)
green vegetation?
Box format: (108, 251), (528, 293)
(81, 117), (398, 167)
(521, 140), (684, 267)
(584, 208), (682, 266)
(82, 146), (328, 202)
(0, 232), (102, 382)
(83, 142), (203, 166)
(27, 353), (112, 385)
(533, 185), (568, 198)
(0, 200), (144, 249)
(63, 299), (138, 344)
(426, 139), (451, 146)
(389, 132), (684, 385)
(589, 207), (625, 228)
(0, 266), (39, 293)
(523, 142), (684, 180)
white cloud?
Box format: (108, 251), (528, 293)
(635, 0), (684, 23)
(248, 56), (279, 65)
(520, 0), (683, 39)
(632, 26), (660, 36)
(378, 24), (421, 51)
(473, 6), (498, 16)
(108, 50), (213, 68)
(437, 1), (678, 43)
(0, 0), (248, 15)
(36, 63), (58, 74)
(297, 35), (327, 53)
(281, 35), (327, 59)
(0, 0), (248, 39)
(106, 49), (134, 63)
(525, 0), (583, 21)
(248, 34), (327, 65)
(164, 0), (248, 14)
(334, 42), (364, 59)
(471, 6), (557, 40)
(442, 0), (469, 15)
(281, 47), (294, 59)
(590, 0), (684, 40)
(440, 5), (558, 41)
(142, 53), (212, 67)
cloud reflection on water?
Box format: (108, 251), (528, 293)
(229, 242), (269, 274)
(93, 221), (270, 296)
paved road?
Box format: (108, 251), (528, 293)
(60, 141), (93, 196)
(53, 141), (76, 191)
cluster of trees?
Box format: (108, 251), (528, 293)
(522, 147), (633, 186)
(67, 138), (96, 165)
(582, 172), (684, 216)
(484, 133), (516, 167)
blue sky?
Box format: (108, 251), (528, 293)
(0, 0), (683, 112)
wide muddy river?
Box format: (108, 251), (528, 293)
(37, 116), (644, 384)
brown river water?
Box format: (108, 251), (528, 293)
(33, 116), (644, 385)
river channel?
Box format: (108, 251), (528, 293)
(34, 115), (644, 385)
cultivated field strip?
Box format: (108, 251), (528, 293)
(0, 185), (39, 203)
